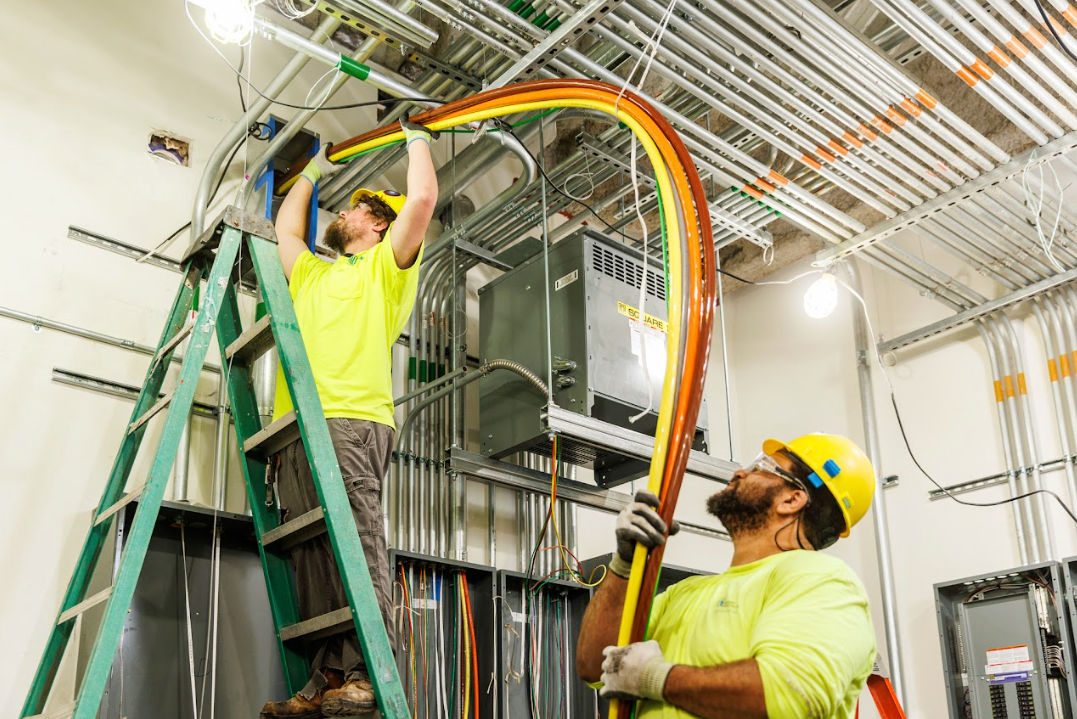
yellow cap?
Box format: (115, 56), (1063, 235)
(350, 188), (406, 217)
(762, 433), (875, 538)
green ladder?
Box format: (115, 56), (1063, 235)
(22, 207), (410, 719)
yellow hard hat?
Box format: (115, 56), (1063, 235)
(762, 433), (876, 538)
(350, 188), (407, 216)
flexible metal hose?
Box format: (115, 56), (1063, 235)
(480, 359), (549, 397)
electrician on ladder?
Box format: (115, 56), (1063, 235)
(577, 433), (878, 719)
(259, 118), (438, 719)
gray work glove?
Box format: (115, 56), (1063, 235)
(610, 489), (680, 579)
(299, 142), (342, 185)
(400, 117), (438, 148)
(599, 640), (675, 701)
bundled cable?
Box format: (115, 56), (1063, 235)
(291, 79), (718, 718)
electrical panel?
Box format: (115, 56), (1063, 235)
(478, 229), (708, 487)
(935, 561), (1076, 719)
(390, 551), (496, 719)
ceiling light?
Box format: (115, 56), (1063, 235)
(804, 273), (838, 318)
(204, 0), (256, 44)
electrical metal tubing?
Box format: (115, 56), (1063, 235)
(333, 0), (440, 46)
(618, 2), (943, 201)
(949, 208), (1056, 280)
(989, 316), (1042, 561)
(1031, 299), (1077, 541)
(784, 0), (1008, 165)
(642, 0), (962, 194)
(999, 315), (1054, 557)
(191, 14), (342, 238)
(546, 54), (863, 239)
(987, 0), (1077, 90)
(844, 260), (905, 702)
(972, 193), (1077, 269)
(977, 320), (1030, 564)
(394, 366), (467, 405)
(870, 0), (1052, 144)
(591, 25), (908, 218)
(756, 0), (995, 172)
(1051, 290), (1077, 497)
(920, 0), (1077, 131)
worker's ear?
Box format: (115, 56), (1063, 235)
(774, 487), (809, 517)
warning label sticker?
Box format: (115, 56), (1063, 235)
(985, 645), (1033, 676)
(617, 301), (667, 333)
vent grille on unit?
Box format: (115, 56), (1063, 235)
(591, 244), (666, 301)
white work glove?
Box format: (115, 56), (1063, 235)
(610, 489), (680, 579)
(299, 142), (343, 185)
(599, 640), (675, 701)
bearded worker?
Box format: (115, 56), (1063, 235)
(577, 434), (878, 719)
(259, 118), (438, 719)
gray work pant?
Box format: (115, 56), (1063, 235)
(274, 418), (396, 699)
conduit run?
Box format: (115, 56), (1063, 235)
(278, 78), (716, 719)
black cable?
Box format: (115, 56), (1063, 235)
(237, 47), (247, 113)
(1033, 0), (1077, 64)
(890, 391), (1077, 525)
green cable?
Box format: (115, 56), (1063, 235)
(656, 187), (671, 316)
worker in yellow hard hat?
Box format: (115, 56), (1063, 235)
(260, 118), (438, 719)
(577, 433), (878, 719)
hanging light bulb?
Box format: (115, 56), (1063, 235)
(804, 272), (838, 318)
(205, 0), (256, 44)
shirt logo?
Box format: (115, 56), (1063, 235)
(715, 598), (739, 612)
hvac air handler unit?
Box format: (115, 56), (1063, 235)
(478, 229), (708, 488)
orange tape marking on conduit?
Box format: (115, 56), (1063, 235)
(1025, 27), (1049, 48)
(915, 89), (938, 108)
(841, 130), (864, 148)
(801, 154), (823, 170)
(956, 66), (980, 86)
(754, 178), (777, 194)
(1061, 354), (1072, 378)
(994, 380), (1005, 402)
(768, 170), (789, 186)
(814, 146), (837, 163)
(971, 59), (995, 80)
(1049, 359), (1060, 382)
(1065, 5), (1077, 26)
(1017, 373), (1028, 395)
(857, 123), (879, 142)
(871, 116), (895, 134)
(884, 107), (908, 126)
(1004, 375), (1016, 398)
(1005, 37), (1031, 58)
(826, 139), (849, 156)
(899, 99), (922, 118)
(987, 47), (1012, 67)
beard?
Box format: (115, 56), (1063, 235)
(706, 481), (783, 537)
(324, 219), (354, 254)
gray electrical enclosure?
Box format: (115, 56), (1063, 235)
(934, 561), (1075, 719)
(478, 229), (707, 487)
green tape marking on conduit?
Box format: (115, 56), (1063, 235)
(337, 56), (371, 81)
(438, 364), (446, 378)
(728, 186), (782, 217)
(418, 359), (428, 383)
(408, 356), (417, 380)
(255, 301), (267, 321)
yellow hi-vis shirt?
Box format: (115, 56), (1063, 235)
(641, 550), (875, 719)
(272, 233), (422, 430)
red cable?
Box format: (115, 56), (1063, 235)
(461, 574), (479, 719)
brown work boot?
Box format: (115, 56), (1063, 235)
(260, 669), (345, 719)
(321, 676), (377, 716)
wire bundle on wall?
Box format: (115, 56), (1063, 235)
(395, 563), (482, 719)
(290, 79), (718, 718)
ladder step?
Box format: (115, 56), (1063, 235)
(128, 391), (173, 434)
(57, 587), (112, 625)
(153, 322), (194, 368)
(243, 410), (300, 459)
(262, 507), (326, 550)
(94, 485), (145, 527)
(225, 313), (274, 366)
(280, 607), (353, 643)
(25, 700), (77, 719)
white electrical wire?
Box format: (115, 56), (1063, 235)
(180, 525), (201, 719)
(614, 0), (679, 424)
(275, 0), (317, 19)
(1021, 152), (1067, 272)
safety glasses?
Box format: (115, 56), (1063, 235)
(744, 452), (809, 493)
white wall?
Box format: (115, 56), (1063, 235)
(6, 2), (1076, 718)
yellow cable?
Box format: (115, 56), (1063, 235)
(327, 99), (687, 719)
(461, 576), (471, 719)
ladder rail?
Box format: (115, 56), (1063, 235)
(215, 281), (310, 694)
(248, 236), (411, 718)
(21, 262), (205, 717)
(70, 227), (244, 719)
